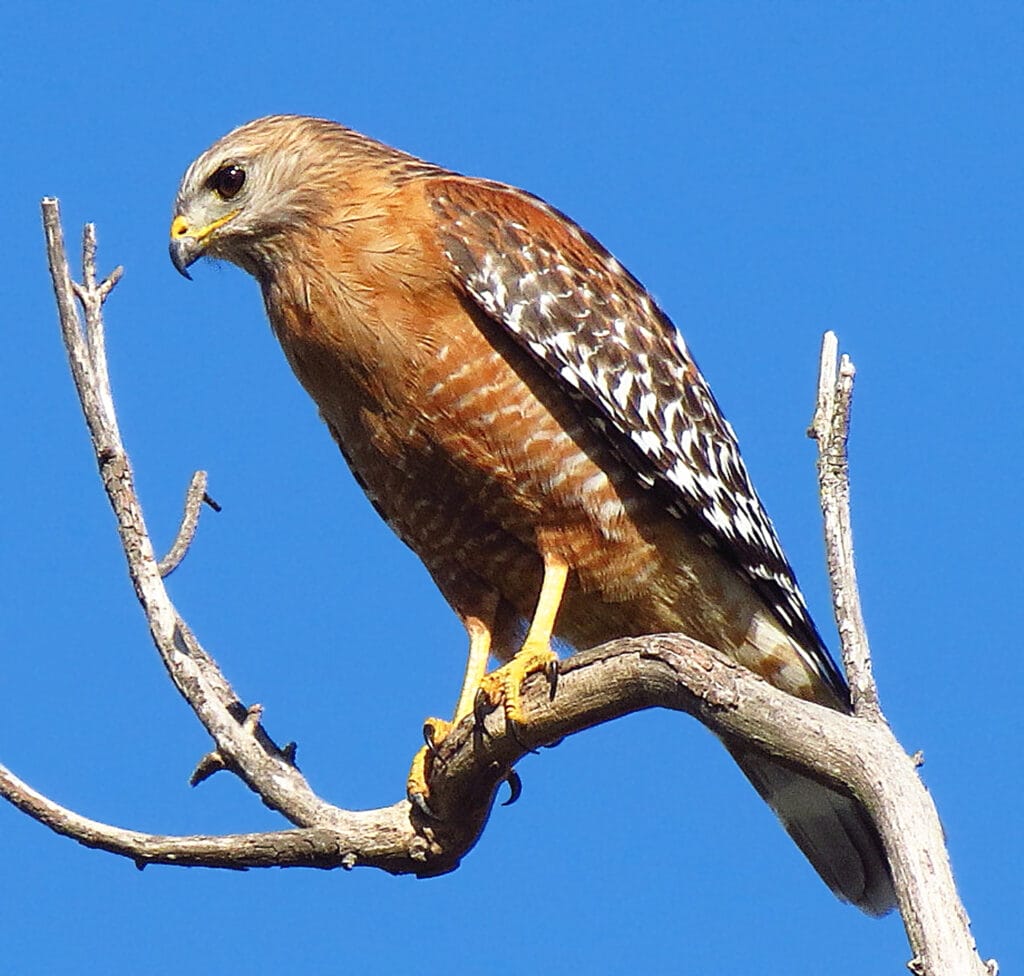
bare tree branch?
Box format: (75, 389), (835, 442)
(41, 198), (345, 829)
(809, 331), (994, 974)
(4, 200), (993, 976)
(810, 331), (881, 719)
(158, 470), (217, 577)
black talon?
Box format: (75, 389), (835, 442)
(473, 687), (493, 732)
(501, 769), (523, 806)
(423, 721), (440, 757)
(507, 716), (527, 748)
(545, 658), (560, 698)
(506, 716), (540, 754)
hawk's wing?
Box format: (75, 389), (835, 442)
(428, 176), (847, 703)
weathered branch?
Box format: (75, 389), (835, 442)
(809, 331), (993, 974)
(158, 470), (218, 577)
(0, 631), (980, 884)
(810, 331), (881, 719)
(2, 201), (993, 976)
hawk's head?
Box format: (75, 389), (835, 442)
(170, 114), (408, 281)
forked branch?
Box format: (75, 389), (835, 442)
(0, 201), (994, 976)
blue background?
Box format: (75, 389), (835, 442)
(1, 3), (1017, 973)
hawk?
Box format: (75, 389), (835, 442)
(169, 115), (894, 914)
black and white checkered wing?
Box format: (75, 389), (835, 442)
(429, 177), (846, 700)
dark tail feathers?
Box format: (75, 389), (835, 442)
(725, 742), (896, 916)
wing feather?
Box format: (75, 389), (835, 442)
(428, 176), (847, 703)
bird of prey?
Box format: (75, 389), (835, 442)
(169, 115), (894, 914)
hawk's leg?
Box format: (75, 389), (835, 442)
(407, 595), (498, 809)
(452, 609), (497, 724)
(478, 551), (567, 728)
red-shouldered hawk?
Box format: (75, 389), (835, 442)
(169, 115), (894, 914)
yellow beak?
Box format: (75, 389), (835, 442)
(168, 211), (238, 279)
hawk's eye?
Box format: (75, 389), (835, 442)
(210, 164), (246, 200)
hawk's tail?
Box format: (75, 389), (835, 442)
(724, 742), (896, 916)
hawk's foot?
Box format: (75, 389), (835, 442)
(478, 640), (559, 730)
(406, 716), (453, 816)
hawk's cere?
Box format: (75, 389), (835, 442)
(170, 115), (894, 914)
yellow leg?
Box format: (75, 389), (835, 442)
(453, 612), (495, 722)
(479, 552), (568, 726)
(407, 553), (570, 810)
(407, 600), (497, 807)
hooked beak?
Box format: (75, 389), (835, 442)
(169, 218), (200, 280)
(169, 211), (238, 279)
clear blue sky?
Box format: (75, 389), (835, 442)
(1, 3), (1018, 973)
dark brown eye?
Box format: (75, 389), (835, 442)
(209, 164), (246, 200)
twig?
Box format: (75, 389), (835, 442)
(71, 223), (121, 432)
(809, 331), (881, 719)
(158, 470), (217, 577)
